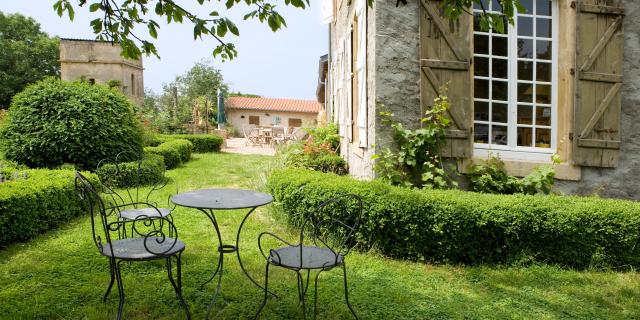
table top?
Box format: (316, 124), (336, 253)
(170, 188), (273, 210)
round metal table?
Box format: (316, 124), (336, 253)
(171, 188), (273, 319)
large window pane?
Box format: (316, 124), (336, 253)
(492, 81), (508, 101)
(536, 0), (552, 16)
(518, 39), (534, 58)
(536, 62), (551, 82)
(517, 83), (533, 102)
(518, 17), (533, 36)
(517, 105), (533, 124)
(537, 40), (552, 60)
(475, 57), (489, 77)
(520, 0), (533, 13)
(517, 127), (533, 146)
(475, 79), (489, 99)
(536, 128), (551, 147)
(536, 106), (551, 125)
(492, 103), (508, 123)
(474, 35), (489, 54)
(492, 125), (508, 145)
(536, 18), (552, 38)
(475, 101), (489, 121)
(536, 84), (551, 104)
(492, 58), (508, 79)
(518, 61), (534, 80)
(492, 36), (508, 56)
(474, 123), (489, 143)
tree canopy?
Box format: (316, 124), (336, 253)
(0, 11), (60, 108)
(52, 0), (522, 60)
(139, 60), (228, 133)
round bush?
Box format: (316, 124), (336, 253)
(0, 78), (144, 169)
(144, 145), (181, 169)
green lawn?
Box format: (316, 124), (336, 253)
(1, 152), (639, 319)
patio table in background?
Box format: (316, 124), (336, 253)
(171, 189), (273, 319)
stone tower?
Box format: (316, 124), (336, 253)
(59, 38), (144, 105)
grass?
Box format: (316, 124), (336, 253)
(1, 152), (639, 319)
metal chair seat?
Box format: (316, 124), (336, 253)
(119, 207), (172, 220)
(269, 246), (343, 269)
(100, 237), (185, 260)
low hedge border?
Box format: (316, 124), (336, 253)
(159, 134), (223, 153)
(96, 152), (165, 188)
(267, 168), (640, 269)
(144, 139), (192, 169)
(0, 168), (100, 247)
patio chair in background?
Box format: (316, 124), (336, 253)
(270, 126), (286, 146)
(290, 127), (309, 142)
(255, 194), (362, 319)
(75, 171), (191, 320)
(243, 125), (261, 146)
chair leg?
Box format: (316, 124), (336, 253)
(104, 258), (116, 302)
(167, 253), (191, 320)
(298, 271), (307, 320)
(342, 262), (358, 320)
(254, 262), (270, 320)
(115, 260), (126, 320)
(313, 269), (326, 320)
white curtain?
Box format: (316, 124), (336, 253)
(356, 0), (367, 147)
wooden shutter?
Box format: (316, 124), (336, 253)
(419, 0), (473, 158)
(574, 0), (624, 167)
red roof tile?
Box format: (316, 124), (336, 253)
(225, 96), (322, 113)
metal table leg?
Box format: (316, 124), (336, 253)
(236, 207), (277, 298)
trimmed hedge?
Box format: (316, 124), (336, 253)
(96, 153), (165, 188)
(160, 134), (223, 153)
(0, 168), (100, 246)
(162, 139), (192, 162)
(267, 168), (640, 269)
(144, 139), (193, 170)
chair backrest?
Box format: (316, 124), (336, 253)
(299, 194), (362, 258)
(272, 126), (285, 138)
(96, 150), (168, 209)
(75, 171), (179, 256)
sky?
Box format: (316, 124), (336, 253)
(0, 1), (328, 100)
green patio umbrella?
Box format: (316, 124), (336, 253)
(217, 90), (225, 129)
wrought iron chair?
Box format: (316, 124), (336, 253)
(75, 171), (191, 320)
(255, 194), (362, 319)
(97, 151), (175, 238)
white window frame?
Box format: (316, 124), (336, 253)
(472, 0), (559, 162)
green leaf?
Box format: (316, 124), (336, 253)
(89, 3), (101, 12)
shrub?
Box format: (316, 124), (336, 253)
(466, 155), (560, 195)
(267, 168), (640, 269)
(0, 168), (100, 247)
(96, 153), (165, 188)
(277, 141), (348, 175)
(162, 139), (193, 162)
(0, 78), (143, 169)
(144, 145), (181, 169)
(160, 134), (223, 152)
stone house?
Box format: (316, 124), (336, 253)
(325, 0), (640, 198)
(225, 97), (321, 135)
(59, 38), (144, 105)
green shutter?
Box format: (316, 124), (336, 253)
(574, 0), (624, 167)
(419, 0), (473, 158)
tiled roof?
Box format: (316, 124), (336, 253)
(225, 96), (322, 114)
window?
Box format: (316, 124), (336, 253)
(351, 16), (359, 143)
(288, 118), (302, 127)
(473, 0), (556, 158)
(249, 116), (260, 125)
(131, 74), (135, 96)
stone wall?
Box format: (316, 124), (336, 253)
(556, 0), (640, 199)
(59, 39), (144, 105)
